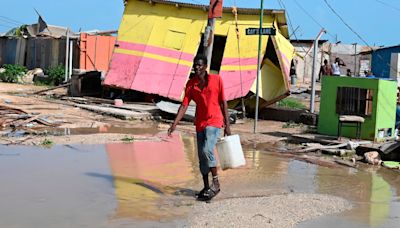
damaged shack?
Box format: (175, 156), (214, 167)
(0, 23), (79, 70)
(104, 0), (295, 109)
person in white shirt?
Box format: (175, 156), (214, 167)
(332, 57), (346, 76)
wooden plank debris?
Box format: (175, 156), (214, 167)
(33, 83), (71, 95)
(75, 104), (152, 120)
(290, 134), (341, 145)
(156, 101), (195, 121)
(110, 103), (160, 115)
(0, 104), (58, 129)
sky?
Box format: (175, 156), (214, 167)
(0, 0), (399, 47)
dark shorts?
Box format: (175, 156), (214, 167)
(196, 126), (221, 176)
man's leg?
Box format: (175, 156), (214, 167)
(204, 127), (221, 192)
(210, 167), (219, 191)
(196, 130), (210, 194)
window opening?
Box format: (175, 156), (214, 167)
(195, 34), (227, 73)
(336, 87), (373, 116)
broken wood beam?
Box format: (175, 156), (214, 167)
(33, 83), (71, 95)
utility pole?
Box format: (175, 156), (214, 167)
(310, 28), (326, 114)
(204, 0), (223, 68)
(352, 43), (357, 76)
(64, 29), (69, 82)
(204, 18), (216, 66)
(253, 0), (264, 133)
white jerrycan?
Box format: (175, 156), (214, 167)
(216, 134), (246, 170)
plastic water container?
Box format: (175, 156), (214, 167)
(216, 134), (246, 170)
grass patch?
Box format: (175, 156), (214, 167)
(282, 121), (303, 129)
(121, 136), (134, 142)
(277, 97), (306, 109)
(40, 138), (53, 147)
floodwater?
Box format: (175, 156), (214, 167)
(2, 125), (160, 138)
(35, 126), (160, 136)
(0, 133), (399, 227)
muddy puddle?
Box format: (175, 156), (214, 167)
(0, 133), (399, 227)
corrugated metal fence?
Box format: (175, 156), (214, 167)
(0, 37), (79, 70)
(0, 34), (115, 72)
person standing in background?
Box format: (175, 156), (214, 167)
(346, 69), (352, 76)
(332, 57), (346, 76)
(319, 59), (332, 81)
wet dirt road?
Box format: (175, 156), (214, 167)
(0, 133), (399, 227)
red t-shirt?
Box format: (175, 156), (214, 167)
(182, 74), (226, 132)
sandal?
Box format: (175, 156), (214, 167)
(195, 188), (207, 198)
(197, 188), (220, 201)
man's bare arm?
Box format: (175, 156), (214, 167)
(168, 104), (189, 135)
(220, 100), (231, 136)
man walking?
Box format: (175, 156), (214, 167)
(168, 55), (231, 201)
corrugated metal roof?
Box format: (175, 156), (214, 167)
(290, 39), (329, 44)
(372, 44), (400, 52)
(136, 0), (285, 15)
(133, 0), (288, 37)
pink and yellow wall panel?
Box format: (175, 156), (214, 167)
(105, 0), (294, 103)
(105, 40), (194, 99)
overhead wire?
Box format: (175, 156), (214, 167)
(0, 15), (24, 25)
(322, 0), (398, 76)
(291, 0), (336, 41)
(0, 23), (13, 28)
(373, 0), (400, 13)
(277, 0), (319, 77)
(276, 0), (309, 55)
(0, 18), (20, 27)
(323, 0), (370, 47)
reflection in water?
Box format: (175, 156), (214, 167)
(298, 164), (399, 228)
(369, 175), (391, 227)
(105, 133), (196, 220)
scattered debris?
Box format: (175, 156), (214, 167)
(156, 100), (238, 123)
(321, 149), (355, 157)
(75, 104), (152, 120)
(0, 104), (59, 130)
(3, 137), (33, 145)
(22, 68), (44, 84)
(111, 103), (161, 115)
(297, 142), (349, 153)
(156, 100), (195, 121)
(364, 151), (382, 165)
(382, 161), (400, 169)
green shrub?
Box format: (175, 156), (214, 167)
(0, 64), (27, 83)
(121, 136), (134, 142)
(277, 97), (306, 109)
(45, 65), (65, 86)
(40, 138), (53, 148)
